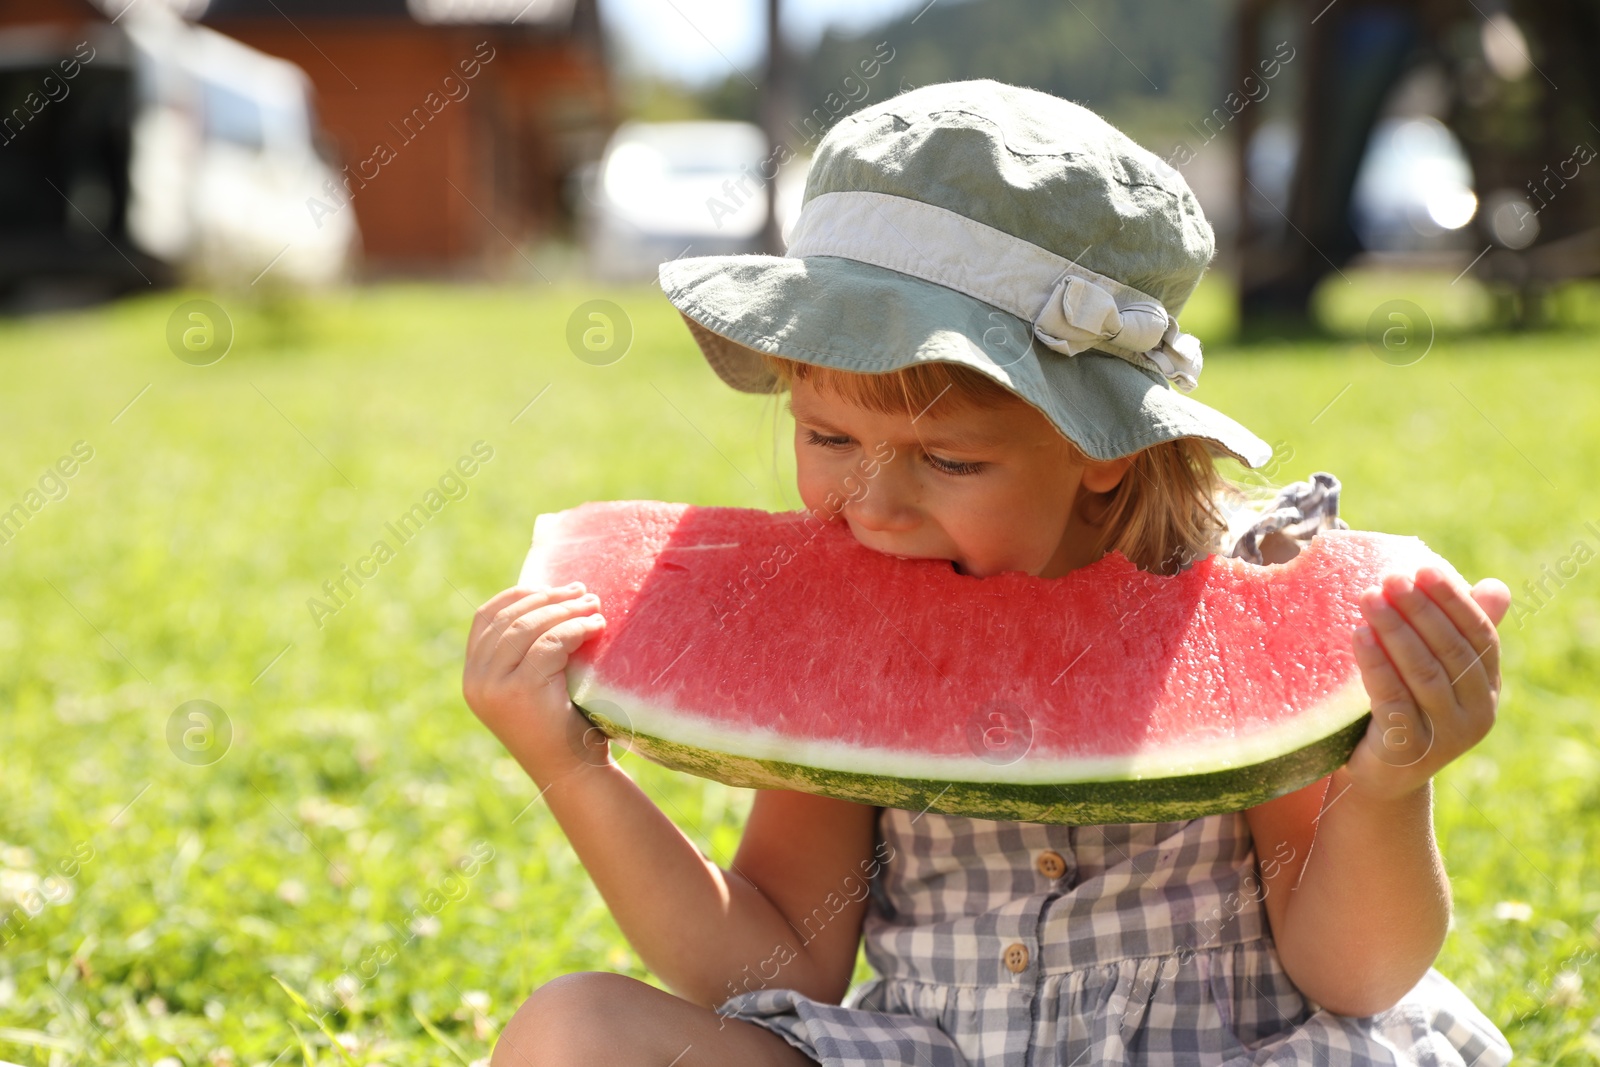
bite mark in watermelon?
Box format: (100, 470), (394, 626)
(518, 501), (1462, 824)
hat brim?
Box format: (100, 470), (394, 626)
(658, 253), (1273, 469)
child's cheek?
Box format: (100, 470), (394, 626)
(795, 459), (844, 522)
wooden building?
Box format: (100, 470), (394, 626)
(0, 0), (614, 276)
(200, 0), (615, 271)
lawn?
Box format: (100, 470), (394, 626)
(0, 277), (1595, 1065)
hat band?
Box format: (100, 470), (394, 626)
(783, 190), (1205, 392)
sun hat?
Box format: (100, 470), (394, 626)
(657, 78), (1273, 469)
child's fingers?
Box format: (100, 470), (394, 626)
(1359, 587), (1467, 716)
(487, 593), (602, 677)
(1378, 573), (1494, 708)
(468, 587), (584, 682)
(1414, 568), (1503, 683)
(1352, 624), (1411, 708)
(1470, 576), (1512, 628)
(512, 612), (607, 689)
(472, 584), (568, 625)
(469, 585), (587, 659)
(474, 585), (542, 622)
(470, 586), (547, 649)
(1351, 625), (1434, 769)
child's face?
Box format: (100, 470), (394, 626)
(787, 377), (1132, 580)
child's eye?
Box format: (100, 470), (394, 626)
(923, 451), (986, 476)
(803, 428), (853, 450)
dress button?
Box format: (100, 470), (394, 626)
(1036, 849), (1066, 880)
(1003, 942), (1030, 974)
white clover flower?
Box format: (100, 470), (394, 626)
(1, 846), (35, 868)
(1493, 900), (1533, 922)
(1550, 969), (1582, 1008)
(0, 868), (40, 903)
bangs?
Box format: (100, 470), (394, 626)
(758, 353), (1023, 417)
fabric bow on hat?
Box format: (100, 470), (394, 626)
(1032, 274), (1205, 393)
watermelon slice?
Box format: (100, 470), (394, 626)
(518, 501), (1460, 824)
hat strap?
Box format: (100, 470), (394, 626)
(783, 190), (1204, 392)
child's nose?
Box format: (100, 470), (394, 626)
(846, 472), (920, 533)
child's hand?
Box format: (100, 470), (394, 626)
(462, 583), (608, 780)
(1343, 567), (1511, 801)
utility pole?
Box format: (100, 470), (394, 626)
(760, 0), (788, 255)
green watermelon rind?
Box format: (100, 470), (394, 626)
(569, 669), (1376, 786)
(574, 699), (1374, 825)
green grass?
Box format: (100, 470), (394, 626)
(0, 279), (1595, 1064)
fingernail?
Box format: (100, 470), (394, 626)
(1354, 625), (1374, 646)
(567, 581), (585, 591)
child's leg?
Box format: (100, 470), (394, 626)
(492, 971), (820, 1067)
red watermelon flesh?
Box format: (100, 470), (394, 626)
(518, 500), (1460, 824)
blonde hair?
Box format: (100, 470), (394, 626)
(761, 353), (1263, 576)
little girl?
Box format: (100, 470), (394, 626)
(463, 80), (1515, 1066)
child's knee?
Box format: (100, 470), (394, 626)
(493, 971), (632, 1067)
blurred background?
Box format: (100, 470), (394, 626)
(2, 1), (1599, 1064)
(4, 0), (1598, 321)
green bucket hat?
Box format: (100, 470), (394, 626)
(657, 78), (1273, 469)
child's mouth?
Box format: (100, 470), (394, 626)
(863, 538), (964, 573)
(885, 552), (961, 572)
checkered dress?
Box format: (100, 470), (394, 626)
(712, 476), (1514, 1066)
(716, 809), (1511, 1066)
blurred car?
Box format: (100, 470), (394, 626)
(1245, 114), (1477, 255)
(1349, 115), (1477, 252)
(0, 5), (357, 304)
(577, 120), (808, 281)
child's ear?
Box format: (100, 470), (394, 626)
(1081, 455), (1135, 494)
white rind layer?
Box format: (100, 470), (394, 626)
(569, 665), (1373, 784)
